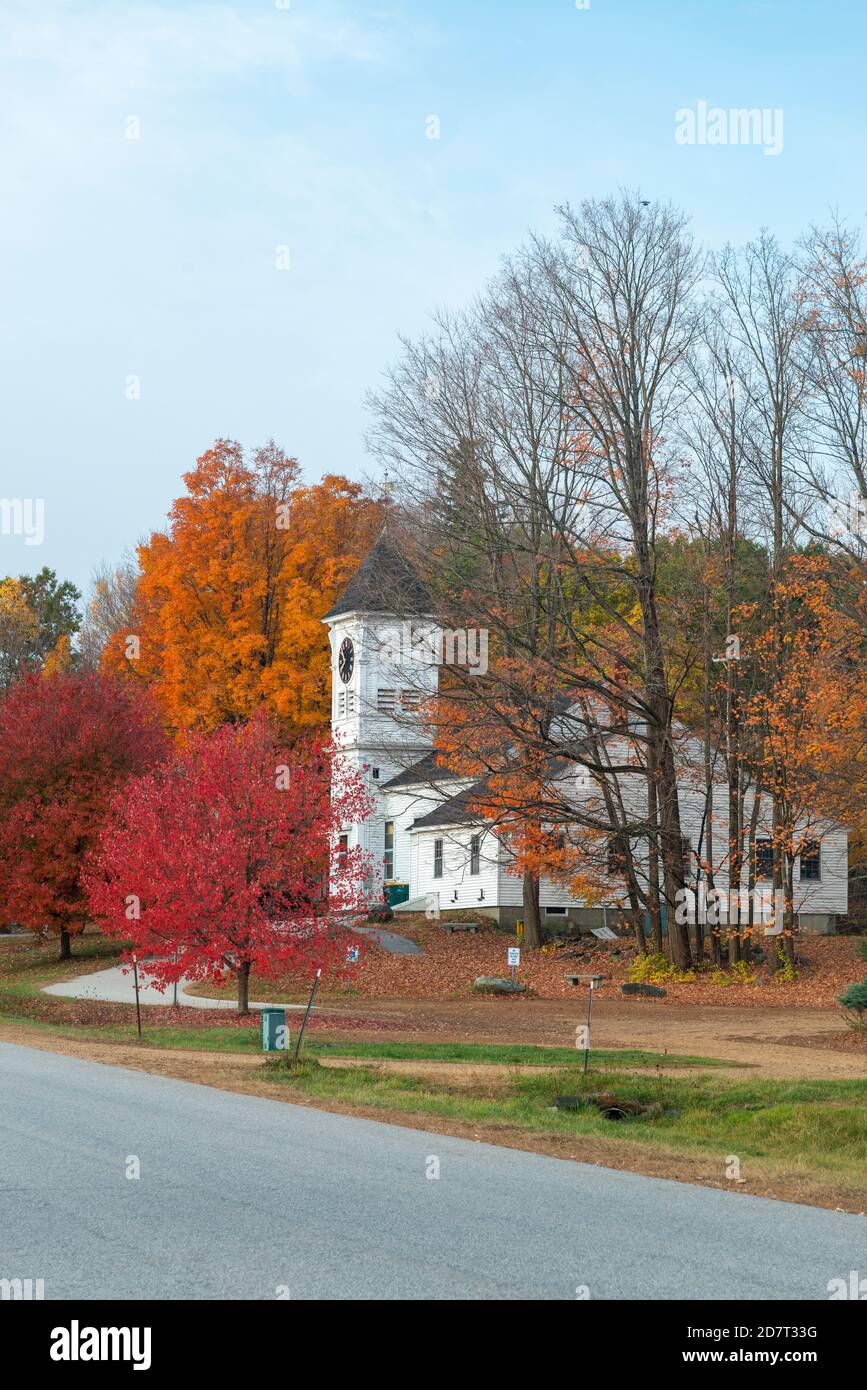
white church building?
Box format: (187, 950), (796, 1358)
(323, 531), (848, 935)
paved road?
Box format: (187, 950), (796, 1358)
(1, 1041), (864, 1300)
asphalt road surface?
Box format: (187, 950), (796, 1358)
(1, 1041), (864, 1300)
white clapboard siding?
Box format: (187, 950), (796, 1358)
(386, 734), (848, 916)
(415, 778), (848, 915)
(380, 789), (449, 885)
(410, 825), (500, 913)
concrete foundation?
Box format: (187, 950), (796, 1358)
(476, 905), (839, 936)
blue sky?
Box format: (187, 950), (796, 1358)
(1, 0), (865, 595)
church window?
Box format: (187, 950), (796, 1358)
(800, 841), (821, 881)
(755, 838), (774, 880)
(433, 839), (443, 878)
(400, 690), (421, 710)
(384, 821), (395, 879)
(377, 689), (397, 712)
(469, 834), (481, 875)
(681, 836), (694, 880)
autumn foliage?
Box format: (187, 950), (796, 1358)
(0, 671), (168, 957)
(102, 439), (382, 736)
(84, 713), (372, 1012)
(739, 555), (867, 935)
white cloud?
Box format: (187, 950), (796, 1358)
(0, 1), (386, 94)
(0, 0), (392, 249)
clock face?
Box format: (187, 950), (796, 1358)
(338, 636), (355, 685)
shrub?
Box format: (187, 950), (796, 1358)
(773, 941), (798, 983)
(367, 905), (394, 924)
(629, 951), (695, 985)
(838, 979), (867, 1031)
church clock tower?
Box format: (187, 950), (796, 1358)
(322, 529), (440, 900)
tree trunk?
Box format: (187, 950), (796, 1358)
(695, 577), (717, 967)
(59, 929), (71, 962)
(634, 536), (690, 971)
(237, 960), (251, 1016)
(628, 894), (647, 955)
(782, 853), (796, 966)
(646, 763), (664, 955)
(726, 911), (742, 966)
(741, 788), (762, 968)
(522, 872), (542, 949)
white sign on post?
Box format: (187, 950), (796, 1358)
(507, 947), (520, 967)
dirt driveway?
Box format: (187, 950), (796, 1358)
(1, 993), (864, 1080)
(305, 995), (867, 1080)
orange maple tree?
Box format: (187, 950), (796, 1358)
(102, 439), (382, 735)
(739, 554), (867, 957)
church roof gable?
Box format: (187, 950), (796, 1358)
(411, 781), (489, 829)
(381, 751), (463, 790)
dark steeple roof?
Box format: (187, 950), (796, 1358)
(322, 529), (435, 620)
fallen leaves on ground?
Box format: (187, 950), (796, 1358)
(319, 920), (867, 1009)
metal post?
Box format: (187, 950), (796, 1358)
(583, 980), (595, 1075)
(293, 969), (321, 1064)
(172, 946), (179, 1009)
(132, 955), (143, 1040)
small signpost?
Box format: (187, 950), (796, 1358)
(572, 974), (605, 1075)
(507, 945), (520, 989)
(292, 969), (322, 1064)
(131, 954), (142, 1040)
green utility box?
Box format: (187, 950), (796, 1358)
(260, 1007), (288, 1052)
(384, 882), (410, 908)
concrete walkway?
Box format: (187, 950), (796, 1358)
(41, 923), (422, 1010)
(352, 925), (423, 956)
(41, 964), (294, 1011)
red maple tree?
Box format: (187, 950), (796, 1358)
(84, 713), (372, 1013)
(0, 671), (168, 958)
